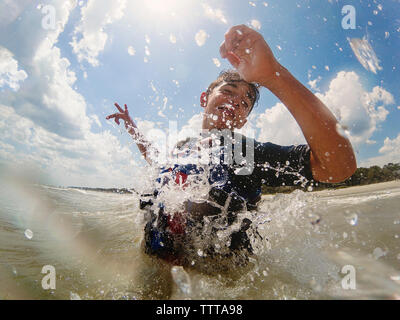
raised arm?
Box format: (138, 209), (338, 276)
(106, 103), (157, 165)
(220, 25), (357, 183)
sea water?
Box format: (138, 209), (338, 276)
(0, 172), (399, 300)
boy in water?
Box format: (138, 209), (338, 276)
(107, 25), (356, 265)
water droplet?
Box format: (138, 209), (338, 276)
(344, 212), (358, 226)
(24, 229), (33, 240)
(70, 292), (81, 300)
(373, 247), (386, 260)
(390, 275), (400, 283)
(171, 266), (192, 295)
(262, 270), (268, 276)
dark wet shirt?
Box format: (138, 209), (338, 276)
(174, 132), (314, 204)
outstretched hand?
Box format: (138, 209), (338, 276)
(219, 24), (280, 87)
(106, 102), (156, 165)
(106, 103), (136, 131)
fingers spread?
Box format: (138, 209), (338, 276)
(106, 114), (117, 120)
(114, 102), (124, 113)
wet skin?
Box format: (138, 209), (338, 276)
(201, 81), (255, 131)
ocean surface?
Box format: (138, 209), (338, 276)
(1, 175), (400, 300)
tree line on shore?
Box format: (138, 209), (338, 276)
(262, 162), (400, 194)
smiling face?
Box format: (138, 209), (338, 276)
(201, 80), (255, 130)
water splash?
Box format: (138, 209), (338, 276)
(70, 292), (81, 300)
(171, 266), (192, 297)
(348, 37), (382, 74)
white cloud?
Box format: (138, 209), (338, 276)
(315, 71), (394, 147)
(308, 76), (322, 91)
(360, 134), (400, 167)
(256, 102), (306, 145)
(365, 86), (395, 106)
(177, 114), (203, 141)
(0, 46), (28, 91)
(0, 104), (139, 188)
(90, 114), (102, 128)
(135, 119), (158, 137)
(0, 0), (90, 140)
(202, 3), (227, 24)
(70, 0), (127, 66)
(0, 1), (144, 187)
(195, 29), (208, 47)
(256, 71), (395, 149)
(379, 135), (400, 155)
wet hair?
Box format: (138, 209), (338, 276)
(206, 70), (260, 113)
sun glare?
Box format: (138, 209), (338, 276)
(142, 0), (194, 20)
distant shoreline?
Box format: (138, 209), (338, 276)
(64, 179), (400, 197)
(261, 179), (400, 196)
(313, 180), (400, 196)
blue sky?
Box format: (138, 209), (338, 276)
(0, 0), (399, 188)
